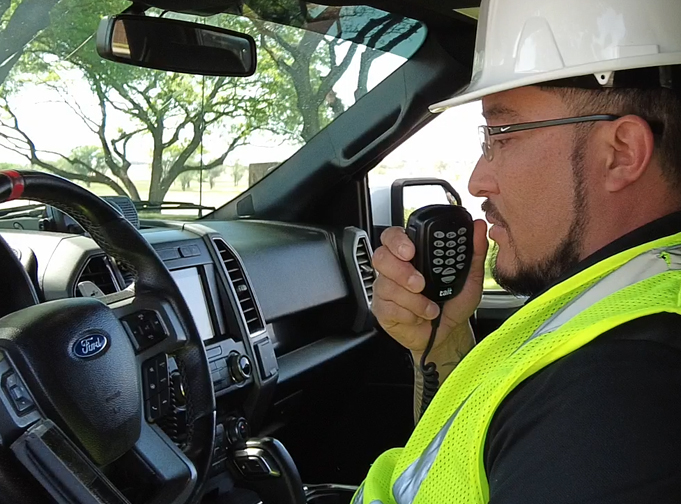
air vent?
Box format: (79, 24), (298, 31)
(213, 238), (265, 336)
(102, 195), (140, 229)
(342, 227), (375, 332)
(75, 256), (118, 296)
(356, 237), (376, 304)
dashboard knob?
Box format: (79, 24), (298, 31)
(226, 416), (250, 445)
(228, 353), (252, 383)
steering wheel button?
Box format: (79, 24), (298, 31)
(159, 390), (171, 417)
(142, 359), (159, 399)
(3, 372), (34, 415)
(156, 354), (168, 372)
(149, 316), (164, 335)
(146, 397), (161, 422)
(158, 375), (168, 389)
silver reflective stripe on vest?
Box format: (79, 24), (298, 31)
(390, 245), (681, 504)
(351, 483), (384, 504)
(352, 484), (365, 504)
(393, 399), (469, 504)
(530, 246), (681, 341)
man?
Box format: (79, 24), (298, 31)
(355, 1), (681, 503)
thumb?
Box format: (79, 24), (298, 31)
(468, 219), (489, 284)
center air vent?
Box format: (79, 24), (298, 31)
(213, 238), (265, 336)
(75, 255), (119, 297)
(356, 237), (376, 304)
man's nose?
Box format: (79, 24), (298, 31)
(468, 155), (498, 198)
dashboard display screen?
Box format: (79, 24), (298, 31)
(170, 268), (214, 341)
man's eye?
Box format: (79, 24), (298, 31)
(496, 137), (513, 147)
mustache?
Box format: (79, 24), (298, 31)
(481, 200), (509, 228)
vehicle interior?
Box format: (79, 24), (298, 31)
(0, 0), (522, 503)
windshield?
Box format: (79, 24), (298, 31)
(0, 0), (426, 220)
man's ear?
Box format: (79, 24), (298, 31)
(601, 115), (655, 193)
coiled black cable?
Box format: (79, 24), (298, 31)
(419, 311), (443, 417)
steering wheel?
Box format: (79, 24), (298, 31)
(0, 171), (216, 504)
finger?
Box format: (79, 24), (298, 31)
(372, 298), (426, 329)
(372, 245), (425, 294)
(380, 226), (415, 261)
(468, 219), (489, 284)
(374, 275), (440, 320)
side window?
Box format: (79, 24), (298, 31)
(368, 101), (502, 291)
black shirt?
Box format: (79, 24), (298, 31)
(484, 212), (681, 504)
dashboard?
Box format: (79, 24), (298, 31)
(0, 218), (377, 480)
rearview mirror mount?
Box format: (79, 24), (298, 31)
(96, 14), (257, 77)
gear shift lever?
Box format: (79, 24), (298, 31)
(233, 437), (306, 504)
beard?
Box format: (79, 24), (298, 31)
(487, 132), (590, 298)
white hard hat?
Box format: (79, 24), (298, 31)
(430, 0), (681, 113)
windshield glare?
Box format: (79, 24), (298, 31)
(0, 0), (426, 221)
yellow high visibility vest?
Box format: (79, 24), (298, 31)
(355, 233), (681, 504)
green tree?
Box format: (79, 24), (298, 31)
(0, 0), (61, 86)
(0, 0), (424, 201)
(251, 5), (423, 140)
(0, 0), (290, 201)
(203, 166), (225, 189)
(229, 162), (248, 187)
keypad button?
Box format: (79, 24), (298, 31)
(457, 237), (467, 245)
(446, 232), (457, 239)
(445, 259), (456, 266)
(446, 250), (456, 257)
(446, 240), (457, 248)
(457, 254), (466, 262)
(433, 267), (443, 274)
(433, 258), (444, 266)
(442, 275), (456, 284)
(442, 267), (457, 275)
(434, 249), (444, 257)
(456, 263), (465, 270)
(434, 240), (445, 248)
(457, 245), (467, 253)
(434, 231), (445, 239)
(458, 227), (467, 235)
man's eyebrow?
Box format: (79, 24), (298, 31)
(482, 104), (520, 120)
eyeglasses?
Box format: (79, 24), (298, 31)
(478, 114), (620, 162)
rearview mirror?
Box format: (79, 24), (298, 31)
(96, 15), (257, 77)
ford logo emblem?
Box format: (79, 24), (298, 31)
(73, 334), (109, 359)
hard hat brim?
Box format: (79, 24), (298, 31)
(429, 52), (681, 114)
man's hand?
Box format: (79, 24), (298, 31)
(371, 220), (489, 355)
